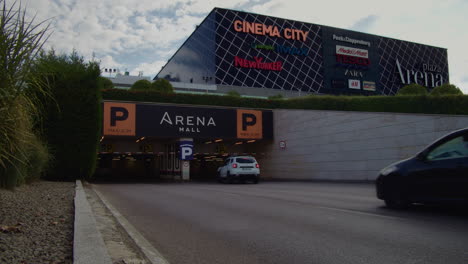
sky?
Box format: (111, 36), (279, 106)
(14, 0), (468, 93)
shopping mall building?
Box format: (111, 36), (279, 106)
(98, 8), (467, 182)
(155, 8), (449, 97)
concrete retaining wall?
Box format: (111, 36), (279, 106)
(260, 110), (468, 181)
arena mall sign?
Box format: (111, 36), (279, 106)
(103, 102), (273, 140)
(233, 20), (309, 41)
(395, 59), (444, 87)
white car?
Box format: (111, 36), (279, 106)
(217, 156), (260, 184)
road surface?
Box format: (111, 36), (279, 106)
(93, 181), (468, 264)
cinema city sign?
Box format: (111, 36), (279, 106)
(395, 59), (444, 87)
(233, 20), (309, 42)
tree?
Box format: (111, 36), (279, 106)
(30, 50), (102, 181)
(430, 84), (463, 96)
(396, 84), (428, 96)
(151, 78), (174, 93)
(99, 76), (114, 90)
(130, 79), (151, 91)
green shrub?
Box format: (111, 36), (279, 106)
(430, 84), (463, 96)
(268, 94), (284, 100)
(226, 90), (241, 98)
(130, 79), (152, 91)
(102, 89), (468, 115)
(151, 79), (174, 93)
(99, 76), (114, 90)
(0, 1), (50, 188)
(30, 50), (102, 181)
(397, 84), (428, 95)
(25, 135), (50, 183)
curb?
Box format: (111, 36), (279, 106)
(92, 186), (170, 264)
(73, 180), (113, 264)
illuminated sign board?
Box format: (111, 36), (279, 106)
(233, 20), (309, 41)
(336, 45), (368, 58)
(234, 56), (283, 71)
(104, 102), (273, 139)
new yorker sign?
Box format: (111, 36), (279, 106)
(103, 102), (273, 140)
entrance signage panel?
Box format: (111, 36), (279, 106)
(237, 109), (263, 139)
(179, 141), (194, 160)
(103, 102), (136, 136)
(123, 103), (273, 139)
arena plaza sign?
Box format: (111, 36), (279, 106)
(233, 20), (309, 41)
(395, 59), (444, 87)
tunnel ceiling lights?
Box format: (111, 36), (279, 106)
(215, 139), (223, 142)
(247, 140), (256, 143)
(234, 142), (243, 145)
(205, 141), (212, 144)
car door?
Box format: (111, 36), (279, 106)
(409, 133), (468, 201)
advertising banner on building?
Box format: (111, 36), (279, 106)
(102, 102), (273, 140)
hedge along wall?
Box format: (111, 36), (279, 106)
(102, 89), (468, 115)
(33, 52), (102, 180)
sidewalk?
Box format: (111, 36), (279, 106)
(73, 180), (169, 264)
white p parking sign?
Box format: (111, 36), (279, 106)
(179, 141), (193, 160)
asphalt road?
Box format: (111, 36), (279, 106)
(93, 181), (468, 264)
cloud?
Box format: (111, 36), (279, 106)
(349, 15), (379, 32)
(12, 0), (468, 94)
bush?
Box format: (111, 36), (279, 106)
(99, 76), (114, 90)
(226, 90), (241, 98)
(430, 84), (463, 96)
(151, 79), (174, 93)
(30, 50), (102, 180)
(0, 1), (50, 188)
(130, 79), (152, 91)
(102, 89), (468, 115)
(268, 94), (284, 100)
(397, 84), (428, 95)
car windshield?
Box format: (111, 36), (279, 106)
(235, 157), (255, 163)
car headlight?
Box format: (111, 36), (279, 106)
(380, 165), (398, 176)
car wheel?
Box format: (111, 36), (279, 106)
(384, 191), (409, 209)
(252, 176), (259, 184)
(226, 171), (233, 184)
(217, 171), (223, 183)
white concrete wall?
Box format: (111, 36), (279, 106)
(260, 110), (468, 181)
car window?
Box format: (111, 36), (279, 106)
(236, 157), (255, 163)
(224, 159), (230, 165)
(427, 134), (468, 161)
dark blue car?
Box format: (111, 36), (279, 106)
(376, 128), (468, 209)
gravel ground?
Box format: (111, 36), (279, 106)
(0, 181), (75, 264)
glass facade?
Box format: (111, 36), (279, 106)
(156, 8), (449, 95)
(157, 12), (217, 84)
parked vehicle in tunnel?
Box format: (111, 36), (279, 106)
(376, 128), (468, 209)
(217, 156), (260, 183)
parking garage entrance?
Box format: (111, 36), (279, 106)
(97, 101), (273, 180)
